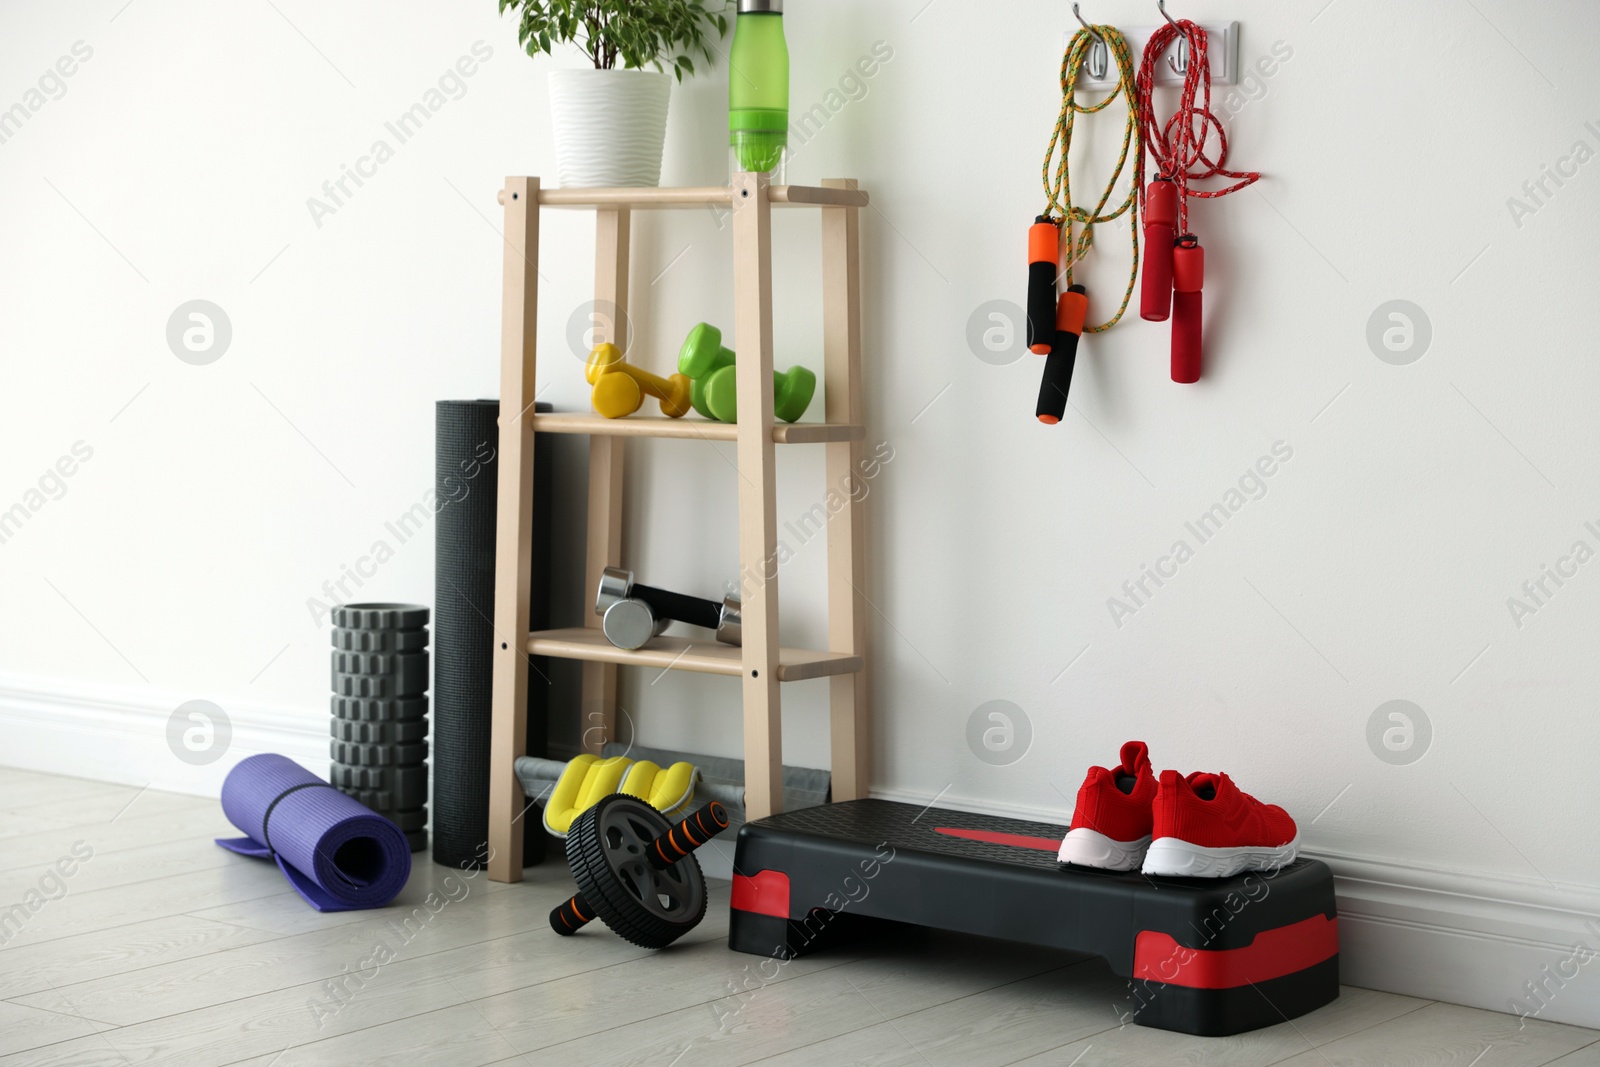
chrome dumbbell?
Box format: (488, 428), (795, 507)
(594, 567), (742, 650)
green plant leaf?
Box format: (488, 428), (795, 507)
(495, 0), (732, 75)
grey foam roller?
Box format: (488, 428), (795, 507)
(332, 628), (428, 653)
(330, 762), (428, 810)
(331, 717), (428, 744)
(331, 651), (428, 693)
(330, 740), (429, 767)
(331, 604), (429, 630)
(330, 673), (393, 699)
(332, 696), (428, 722)
(374, 807), (428, 852)
(331, 649), (425, 676)
(328, 604), (431, 854)
(384, 809), (428, 832)
(331, 670), (427, 700)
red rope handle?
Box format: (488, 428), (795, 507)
(1136, 20), (1258, 233)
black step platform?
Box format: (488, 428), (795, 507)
(728, 799), (1339, 1037)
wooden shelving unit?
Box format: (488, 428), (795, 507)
(485, 173), (871, 882)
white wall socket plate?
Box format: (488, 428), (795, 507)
(1067, 22), (1239, 90)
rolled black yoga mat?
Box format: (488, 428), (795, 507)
(433, 400), (552, 870)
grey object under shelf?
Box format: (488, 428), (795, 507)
(514, 742), (831, 823)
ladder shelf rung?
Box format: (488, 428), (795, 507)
(530, 412), (863, 444)
(494, 184), (870, 210)
(526, 627), (863, 682)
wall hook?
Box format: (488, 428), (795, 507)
(1073, 3), (1109, 81)
(1157, 0), (1189, 75)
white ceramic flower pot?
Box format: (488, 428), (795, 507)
(548, 69), (672, 188)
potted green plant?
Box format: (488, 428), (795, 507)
(499, 0), (730, 188)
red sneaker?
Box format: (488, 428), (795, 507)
(1141, 770), (1299, 878)
(1057, 741), (1157, 871)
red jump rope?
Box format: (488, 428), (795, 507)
(1136, 11), (1258, 383)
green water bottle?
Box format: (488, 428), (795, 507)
(729, 0), (789, 180)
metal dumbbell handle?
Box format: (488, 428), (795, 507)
(596, 567), (718, 626)
(548, 801), (728, 936)
(630, 582), (722, 631)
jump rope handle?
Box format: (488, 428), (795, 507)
(1036, 285), (1087, 424)
(1171, 235), (1203, 383)
(1141, 178), (1177, 322)
(1027, 218), (1059, 354)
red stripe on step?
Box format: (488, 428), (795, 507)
(1133, 914), (1339, 989)
(934, 826), (1062, 852)
(730, 870), (791, 918)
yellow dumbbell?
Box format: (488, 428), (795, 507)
(585, 343), (693, 419)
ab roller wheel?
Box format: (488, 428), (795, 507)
(551, 795), (728, 949)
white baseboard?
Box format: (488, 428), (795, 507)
(6, 678), (1599, 1029)
(0, 671), (327, 798)
(870, 785), (1600, 1030)
(1321, 848), (1600, 1029)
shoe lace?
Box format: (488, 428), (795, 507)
(1219, 773), (1261, 807)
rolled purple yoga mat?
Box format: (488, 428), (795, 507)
(216, 753), (411, 912)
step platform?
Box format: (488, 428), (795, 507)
(728, 799), (1339, 1037)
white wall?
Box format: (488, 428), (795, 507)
(4, 0), (1600, 1027)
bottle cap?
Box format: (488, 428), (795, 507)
(738, 0), (782, 11)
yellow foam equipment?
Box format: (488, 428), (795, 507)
(542, 754), (698, 838)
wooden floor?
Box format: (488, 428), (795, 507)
(3, 768), (1599, 1067)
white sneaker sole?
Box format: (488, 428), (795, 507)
(1140, 833), (1301, 878)
(1057, 828), (1152, 871)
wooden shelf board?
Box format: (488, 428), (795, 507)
(530, 412), (863, 444)
(506, 185), (869, 210)
(525, 627), (863, 682)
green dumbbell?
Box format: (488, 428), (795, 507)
(678, 323), (734, 420)
(677, 322), (817, 424)
(704, 364), (816, 424)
